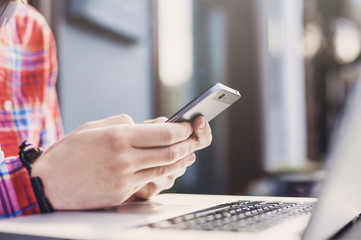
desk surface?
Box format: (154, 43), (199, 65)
(0, 194), (358, 240)
(1, 217), (360, 240)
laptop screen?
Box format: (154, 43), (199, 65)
(303, 78), (361, 239)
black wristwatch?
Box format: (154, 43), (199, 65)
(19, 141), (54, 213)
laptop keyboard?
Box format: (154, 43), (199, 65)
(148, 200), (314, 232)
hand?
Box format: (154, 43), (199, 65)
(32, 114), (212, 210)
(130, 116), (211, 200)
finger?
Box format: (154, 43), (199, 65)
(161, 164), (188, 182)
(132, 161), (191, 199)
(131, 155), (195, 199)
(133, 182), (160, 200)
(134, 178), (172, 199)
(133, 137), (198, 169)
(142, 117), (168, 124)
(78, 114), (135, 131)
(135, 153), (195, 184)
(134, 155), (193, 191)
(129, 122), (193, 148)
(192, 116), (212, 148)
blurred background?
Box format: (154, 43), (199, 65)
(30, 0), (361, 197)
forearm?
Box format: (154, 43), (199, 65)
(0, 156), (40, 219)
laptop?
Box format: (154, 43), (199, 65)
(1, 79), (361, 240)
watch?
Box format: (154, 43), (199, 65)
(19, 141), (54, 213)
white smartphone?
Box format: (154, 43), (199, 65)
(166, 83), (241, 123)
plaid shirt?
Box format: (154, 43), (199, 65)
(0, 4), (63, 218)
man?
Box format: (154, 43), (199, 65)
(0, 0), (212, 218)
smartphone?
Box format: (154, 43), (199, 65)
(166, 83), (241, 123)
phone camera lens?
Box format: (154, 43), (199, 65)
(218, 93), (226, 99)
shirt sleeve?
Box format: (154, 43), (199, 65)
(0, 157), (40, 219)
(39, 26), (64, 149)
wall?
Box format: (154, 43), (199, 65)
(53, 0), (154, 133)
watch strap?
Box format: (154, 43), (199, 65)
(31, 176), (55, 213)
(19, 141), (54, 213)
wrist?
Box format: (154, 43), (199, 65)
(19, 141), (55, 213)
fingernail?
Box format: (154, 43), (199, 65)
(199, 119), (206, 129)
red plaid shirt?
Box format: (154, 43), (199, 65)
(0, 4), (63, 218)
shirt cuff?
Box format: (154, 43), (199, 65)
(0, 156), (40, 218)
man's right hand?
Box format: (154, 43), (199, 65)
(31, 114), (212, 210)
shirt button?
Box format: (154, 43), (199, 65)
(4, 100), (13, 111)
